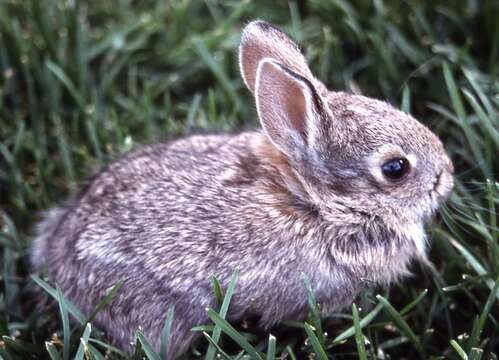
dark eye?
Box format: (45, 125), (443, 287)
(381, 158), (410, 181)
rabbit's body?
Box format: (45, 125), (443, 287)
(32, 21), (454, 358)
(31, 132), (372, 351)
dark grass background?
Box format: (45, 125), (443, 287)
(0, 0), (498, 359)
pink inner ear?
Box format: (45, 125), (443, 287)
(256, 60), (313, 151)
(284, 79), (307, 139)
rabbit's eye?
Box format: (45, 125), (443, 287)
(381, 158), (410, 181)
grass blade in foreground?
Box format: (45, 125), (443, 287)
(202, 332), (232, 360)
(205, 271), (239, 360)
(450, 339), (468, 360)
(207, 309), (263, 360)
(302, 274), (326, 346)
(446, 233), (499, 300)
(31, 275), (86, 324)
(466, 277), (499, 352)
(469, 348), (484, 360)
(377, 295), (424, 358)
(352, 303), (367, 360)
(87, 279), (124, 323)
(45, 342), (62, 360)
(266, 334), (276, 360)
(137, 331), (161, 360)
(303, 323), (328, 360)
(400, 289), (428, 315)
(159, 304), (175, 359)
(88, 339), (129, 358)
(74, 323), (92, 360)
(56, 287), (71, 360)
(333, 303), (383, 344)
(87, 344), (108, 360)
(211, 276), (223, 306)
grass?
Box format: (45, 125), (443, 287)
(0, 0), (498, 358)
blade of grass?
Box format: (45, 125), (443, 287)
(450, 340), (468, 360)
(303, 323), (328, 360)
(206, 309), (263, 360)
(191, 325), (215, 332)
(333, 302), (383, 343)
(87, 344), (107, 360)
(211, 276), (223, 306)
(205, 271), (238, 360)
(302, 274), (325, 346)
(159, 304), (175, 360)
(75, 323), (92, 360)
(202, 332), (232, 360)
(442, 61), (490, 178)
(45, 59), (85, 110)
(56, 287), (70, 360)
(45, 342), (62, 360)
(31, 275), (86, 324)
(1, 336), (43, 356)
(137, 330), (161, 360)
(288, 1), (302, 43)
(401, 84), (411, 114)
(446, 233), (499, 299)
(283, 345), (297, 360)
(352, 304), (367, 360)
(51, 114), (76, 191)
(486, 180), (498, 275)
(400, 289), (428, 315)
(376, 295), (424, 357)
(88, 339), (129, 358)
(85, 111), (104, 162)
(466, 277), (499, 351)
(185, 93), (202, 133)
(462, 67), (496, 116)
(192, 37), (241, 113)
(462, 89), (499, 149)
(266, 334), (276, 360)
(87, 280), (124, 323)
(469, 348), (483, 360)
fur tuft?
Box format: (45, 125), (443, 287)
(31, 207), (65, 271)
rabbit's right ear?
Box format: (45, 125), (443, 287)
(239, 20), (313, 93)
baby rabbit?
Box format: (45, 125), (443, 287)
(32, 20), (454, 358)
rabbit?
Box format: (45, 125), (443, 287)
(31, 20), (454, 358)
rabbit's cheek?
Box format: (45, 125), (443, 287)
(401, 221), (427, 255)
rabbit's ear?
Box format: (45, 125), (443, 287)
(255, 59), (326, 156)
(239, 20), (313, 94)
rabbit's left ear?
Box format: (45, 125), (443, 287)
(255, 58), (326, 157)
(239, 20), (313, 94)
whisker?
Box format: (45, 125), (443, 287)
(453, 158), (491, 179)
(435, 205), (476, 238)
(442, 202), (499, 232)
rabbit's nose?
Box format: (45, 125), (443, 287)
(433, 167), (454, 198)
(443, 155), (454, 174)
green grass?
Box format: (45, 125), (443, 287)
(0, 0), (498, 359)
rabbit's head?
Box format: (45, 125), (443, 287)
(239, 21), (454, 258)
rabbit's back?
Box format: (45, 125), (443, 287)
(37, 132), (257, 280)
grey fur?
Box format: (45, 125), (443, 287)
(31, 20), (454, 359)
